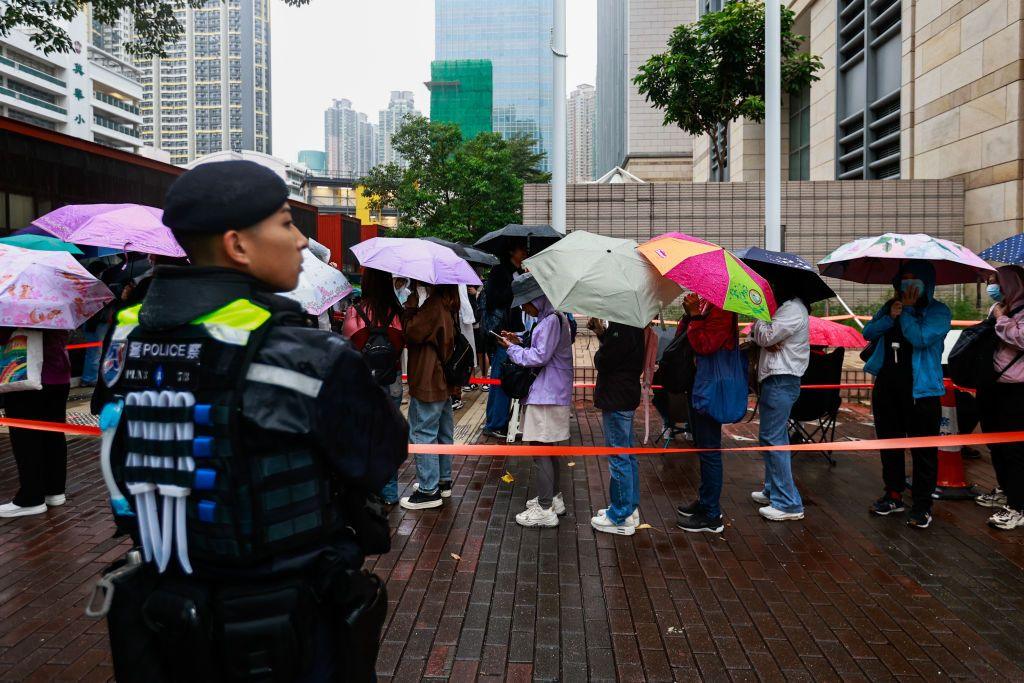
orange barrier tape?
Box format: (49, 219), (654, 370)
(65, 342), (103, 351)
(0, 418), (101, 436)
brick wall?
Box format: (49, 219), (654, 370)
(523, 179), (965, 305)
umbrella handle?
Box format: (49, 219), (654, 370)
(834, 293), (864, 329)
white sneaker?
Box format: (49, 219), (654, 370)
(989, 506), (1024, 530)
(515, 505), (559, 528)
(976, 488), (1008, 509)
(596, 507), (639, 527)
(526, 492), (566, 515)
(751, 491), (769, 505)
(758, 505), (804, 522)
(0, 502), (48, 518)
(45, 494), (66, 507)
(591, 512), (636, 536)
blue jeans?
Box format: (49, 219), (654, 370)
(604, 410), (638, 525)
(484, 346), (511, 431)
(758, 374), (804, 513)
(691, 406), (723, 519)
(380, 378), (404, 503)
(80, 321), (108, 384)
(408, 396), (453, 495)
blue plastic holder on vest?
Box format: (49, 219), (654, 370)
(194, 469), (217, 491)
(198, 500), (217, 523)
(194, 404), (214, 426)
(193, 436), (214, 458)
(99, 401), (134, 518)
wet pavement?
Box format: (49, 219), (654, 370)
(2, 391), (1024, 681)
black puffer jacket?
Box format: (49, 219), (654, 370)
(594, 322), (645, 411)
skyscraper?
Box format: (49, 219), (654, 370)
(428, 59), (493, 142)
(435, 0), (553, 170)
(595, 0), (694, 181)
(378, 90), (417, 168)
(568, 84), (595, 183)
(136, 0), (272, 166)
(325, 99), (376, 177)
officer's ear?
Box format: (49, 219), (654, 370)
(222, 229), (252, 267)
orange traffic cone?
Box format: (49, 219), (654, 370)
(933, 378), (975, 499)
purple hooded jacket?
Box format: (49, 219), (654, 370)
(505, 295), (574, 406)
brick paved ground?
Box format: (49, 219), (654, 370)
(2, 390), (1024, 681)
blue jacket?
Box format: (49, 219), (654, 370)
(862, 261), (951, 399)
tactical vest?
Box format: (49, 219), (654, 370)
(100, 298), (339, 575)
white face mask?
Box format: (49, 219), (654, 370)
(394, 286), (410, 305)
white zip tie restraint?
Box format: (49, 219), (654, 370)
(124, 393), (155, 563)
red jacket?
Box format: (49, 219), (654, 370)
(678, 302), (736, 355)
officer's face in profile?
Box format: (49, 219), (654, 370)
(226, 204), (306, 291)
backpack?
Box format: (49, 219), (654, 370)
(653, 331), (697, 394)
(948, 310), (1024, 389)
(444, 324), (475, 387)
(355, 306), (400, 385)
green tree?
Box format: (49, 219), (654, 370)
(359, 115), (548, 243)
(634, 0), (822, 175)
(0, 0), (310, 57)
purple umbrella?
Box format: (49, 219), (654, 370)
(33, 204), (185, 258)
(351, 237), (482, 286)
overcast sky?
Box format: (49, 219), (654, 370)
(270, 0), (597, 163)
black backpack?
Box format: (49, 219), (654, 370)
(948, 310), (1024, 389)
(500, 313), (565, 399)
(653, 330), (697, 394)
(355, 306), (400, 385)
(444, 325), (475, 387)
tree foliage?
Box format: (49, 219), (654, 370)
(634, 0), (823, 174)
(0, 0), (311, 57)
(359, 114), (549, 244)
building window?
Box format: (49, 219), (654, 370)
(710, 121), (729, 182)
(836, 0), (901, 179)
(699, 0), (725, 17)
(789, 86), (810, 180)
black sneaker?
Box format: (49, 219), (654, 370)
(677, 500), (703, 517)
(482, 429), (508, 440)
(414, 481), (453, 498)
(677, 510), (725, 533)
(400, 490), (443, 510)
(870, 494), (905, 516)
(906, 510), (932, 529)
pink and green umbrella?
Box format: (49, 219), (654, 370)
(817, 232), (994, 284)
(637, 232), (776, 321)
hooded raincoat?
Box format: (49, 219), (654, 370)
(862, 260), (951, 400)
(505, 295), (573, 406)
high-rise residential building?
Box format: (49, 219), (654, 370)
(136, 0), (272, 166)
(435, 0), (553, 170)
(0, 11), (145, 153)
(568, 84), (595, 183)
(377, 90), (417, 168)
(298, 149), (326, 173)
(324, 98), (376, 177)
(595, 0), (694, 181)
(427, 59), (493, 141)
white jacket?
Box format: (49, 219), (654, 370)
(751, 299), (810, 382)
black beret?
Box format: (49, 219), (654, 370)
(163, 160), (289, 234)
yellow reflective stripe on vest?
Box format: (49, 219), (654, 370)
(117, 304), (142, 326)
(192, 299), (271, 331)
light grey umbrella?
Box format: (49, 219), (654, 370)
(523, 231), (681, 328)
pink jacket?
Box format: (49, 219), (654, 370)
(994, 307), (1024, 383)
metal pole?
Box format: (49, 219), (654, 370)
(764, 0), (782, 251)
(551, 0), (567, 233)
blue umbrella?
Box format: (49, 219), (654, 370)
(979, 234), (1024, 264)
(735, 246), (836, 304)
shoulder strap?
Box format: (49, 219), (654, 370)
(995, 349), (1024, 381)
(354, 304), (373, 329)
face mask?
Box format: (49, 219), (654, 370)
(394, 286), (409, 305)
(987, 284), (1003, 302)
(900, 278), (925, 297)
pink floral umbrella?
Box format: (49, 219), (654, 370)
(817, 233), (994, 285)
(33, 203), (185, 258)
(0, 244), (113, 329)
(742, 316), (867, 349)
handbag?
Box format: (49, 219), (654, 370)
(500, 313), (562, 400)
(691, 343), (749, 424)
(0, 328), (43, 394)
(948, 307), (1024, 389)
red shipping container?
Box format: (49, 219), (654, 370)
(316, 214), (344, 265)
(360, 224), (379, 244)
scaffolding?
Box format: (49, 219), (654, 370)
(427, 59), (492, 141)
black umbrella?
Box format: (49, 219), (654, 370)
(422, 236), (499, 267)
(735, 246), (835, 305)
(473, 224), (562, 257)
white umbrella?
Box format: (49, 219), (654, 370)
(281, 248), (353, 315)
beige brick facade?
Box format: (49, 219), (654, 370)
(523, 179), (965, 304)
(692, 0), (1022, 255)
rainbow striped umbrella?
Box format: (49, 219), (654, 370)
(637, 232), (776, 321)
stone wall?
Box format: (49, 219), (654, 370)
(523, 179), (965, 305)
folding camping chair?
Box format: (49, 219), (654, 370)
(788, 347), (845, 467)
(653, 388), (690, 447)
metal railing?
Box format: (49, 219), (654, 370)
(93, 90), (140, 115)
(93, 114), (139, 138)
(0, 84), (67, 114)
(0, 54), (66, 87)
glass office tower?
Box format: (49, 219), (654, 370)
(435, 0), (553, 171)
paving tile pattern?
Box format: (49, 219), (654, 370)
(2, 393), (1024, 681)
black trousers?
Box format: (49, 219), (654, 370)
(978, 382), (1024, 511)
(5, 384), (70, 507)
(872, 382), (940, 513)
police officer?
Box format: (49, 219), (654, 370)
(89, 160), (408, 682)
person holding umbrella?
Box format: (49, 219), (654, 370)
(862, 261), (951, 528)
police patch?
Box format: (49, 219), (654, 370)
(101, 340), (128, 387)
